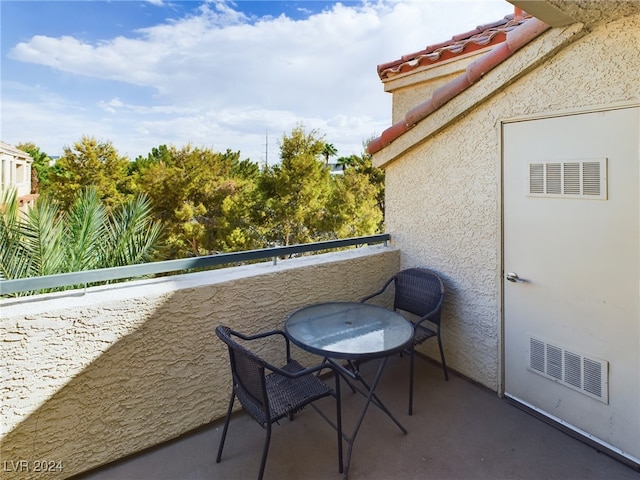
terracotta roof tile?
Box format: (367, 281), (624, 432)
(466, 41), (511, 83)
(377, 13), (532, 80)
(405, 97), (436, 127)
(368, 17), (551, 155)
(437, 74), (473, 107)
(379, 121), (409, 147)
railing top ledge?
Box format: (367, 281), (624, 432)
(0, 234), (390, 296)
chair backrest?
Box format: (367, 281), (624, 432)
(392, 268), (445, 323)
(215, 326), (271, 425)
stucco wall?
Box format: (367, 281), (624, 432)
(385, 51), (488, 124)
(1, 245), (399, 479)
(390, 70), (461, 123)
(382, 13), (640, 390)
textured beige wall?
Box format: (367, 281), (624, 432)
(0, 245), (399, 479)
(391, 71), (460, 123)
(385, 51), (488, 123)
(382, 13), (640, 390)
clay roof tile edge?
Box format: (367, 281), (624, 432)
(367, 17), (551, 155)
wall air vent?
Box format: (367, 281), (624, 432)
(527, 158), (607, 199)
(528, 336), (608, 403)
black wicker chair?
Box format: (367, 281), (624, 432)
(361, 268), (447, 415)
(215, 325), (343, 480)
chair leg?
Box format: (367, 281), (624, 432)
(257, 423), (272, 480)
(408, 345), (415, 416)
(334, 375), (344, 473)
(437, 333), (449, 381)
(216, 391), (236, 463)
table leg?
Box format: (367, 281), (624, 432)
(342, 356), (407, 479)
(354, 366), (407, 435)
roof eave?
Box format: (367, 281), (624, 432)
(370, 20), (586, 168)
(508, 0), (640, 28)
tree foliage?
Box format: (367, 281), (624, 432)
(255, 126), (384, 247)
(255, 126), (334, 246)
(0, 187), (163, 293)
(0, 189), (34, 281)
(17, 126), (385, 265)
(132, 144), (260, 258)
(322, 142), (338, 165)
(337, 151), (385, 229)
(327, 166), (383, 238)
(43, 136), (131, 211)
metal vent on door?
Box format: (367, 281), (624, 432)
(527, 158), (607, 199)
(528, 336), (609, 403)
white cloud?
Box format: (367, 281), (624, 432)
(4, 0), (513, 162)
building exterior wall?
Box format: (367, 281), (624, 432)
(382, 13), (640, 390)
(384, 51), (489, 124)
(0, 246), (400, 479)
(391, 70), (461, 123)
(0, 142), (33, 199)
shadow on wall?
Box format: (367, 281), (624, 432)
(2, 288), (225, 480)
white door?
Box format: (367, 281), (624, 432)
(503, 107), (640, 463)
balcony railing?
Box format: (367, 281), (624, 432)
(0, 234), (390, 296)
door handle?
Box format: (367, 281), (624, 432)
(506, 272), (526, 283)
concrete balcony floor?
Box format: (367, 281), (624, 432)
(77, 355), (640, 480)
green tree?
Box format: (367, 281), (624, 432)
(343, 149), (386, 228)
(279, 124), (326, 162)
(0, 187), (163, 294)
(255, 126), (333, 246)
(44, 136), (131, 211)
(326, 167), (383, 237)
(336, 155), (354, 172)
(0, 189), (33, 280)
(134, 144), (260, 258)
(129, 144), (172, 176)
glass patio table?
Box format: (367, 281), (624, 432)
(285, 302), (414, 479)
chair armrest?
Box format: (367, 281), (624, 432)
(359, 276), (395, 303)
(229, 328), (287, 342)
(266, 359), (338, 383)
(413, 294), (444, 328)
(228, 328), (291, 363)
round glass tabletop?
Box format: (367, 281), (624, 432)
(285, 302), (414, 360)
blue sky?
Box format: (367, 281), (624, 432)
(1, 0), (513, 163)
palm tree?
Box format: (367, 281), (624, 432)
(322, 143), (338, 166)
(336, 155), (355, 171)
(0, 187), (163, 295)
(0, 189), (33, 281)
